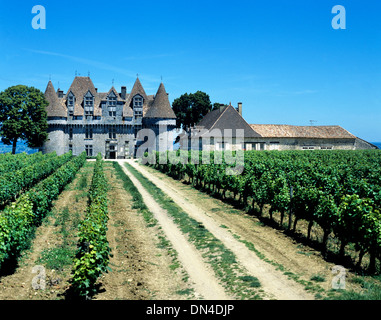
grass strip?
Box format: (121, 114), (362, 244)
(112, 162), (157, 228)
(124, 162), (263, 300)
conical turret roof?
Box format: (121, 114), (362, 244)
(44, 80), (67, 117)
(145, 82), (176, 119)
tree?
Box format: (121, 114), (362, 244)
(212, 102), (225, 111)
(0, 85), (48, 154)
(172, 91), (213, 129)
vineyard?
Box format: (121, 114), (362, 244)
(0, 151), (86, 290)
(147, 150), (381, 273)
(71, 153), (110, 298)
(0, 149), (381, 301)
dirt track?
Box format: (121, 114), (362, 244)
(124, 160), (316, 300)
(118, 160), (231, 300)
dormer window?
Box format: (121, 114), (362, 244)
(133, 95), (143, 119)
(67, 92), (75, 116)
(108, 91), (117, 117)
(84, 91), (94, 117)
(133, 96), (143, 108)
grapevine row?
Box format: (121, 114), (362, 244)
(0, 151), (73, 207)
(71, 153), (110, 299)
(0, 151), (87, 267)
(0, 151), (56, 177)
(147, 150), (381, 272)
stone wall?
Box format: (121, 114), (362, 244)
(44, 118), (176, 158)
(44, 127), (65, 155)
(67, 125), (135, 158)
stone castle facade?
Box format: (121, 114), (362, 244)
(43, 76), (177, 158)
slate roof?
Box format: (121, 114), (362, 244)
(195, 104), (261, 138)
(64, 77), (98, 116)
(123, 103), (134, 117)
(44, 80), (67, 118)
(105, 86), (124, 102)
(123, 77), (150, 117)
(45, 76), (176, 120)
(249, 124), (356, 139)
(145, 83), (176, 119)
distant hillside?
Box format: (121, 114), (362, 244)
(0, 140), (39, 154)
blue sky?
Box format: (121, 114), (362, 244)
(0, 0), (380, 141)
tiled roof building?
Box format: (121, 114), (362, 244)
(180, 104), (377, 151)
(43, 76), (177, 158)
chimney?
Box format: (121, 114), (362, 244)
(95, 88), (98, 92)
(121, 86), (127, 100)
(237, 102), (242, 116)
(57, 89), (64, 98)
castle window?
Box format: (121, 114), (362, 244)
(108, 96), (117, 106)
(85, 127), (93, 139)
(85, 145), (93, 157)
(133, 95), (143, 120)
(133, 96), (143, 107)
(84, 91), (94, 117)
(67, 92), (75, 116)
(134, 109), (143, 118)
(69, 127), (73, 140)
(109, 127), (116, 139)
(108, 92), (117, 117)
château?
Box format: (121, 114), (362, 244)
(43, 76), (177, 158)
